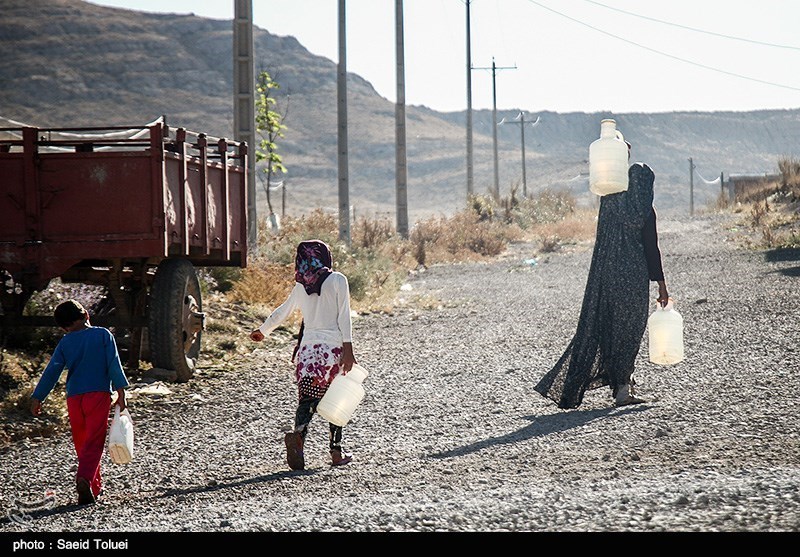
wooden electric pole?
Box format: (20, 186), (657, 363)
(395, 0), (408, 239)
(465, 0), (474, 200)
(689, 157), (695, 216)
(337, 0), (351, 245)
(233, 0), (256, 248)
(473, 58), (516, 199)
(499, 112), (540, 199)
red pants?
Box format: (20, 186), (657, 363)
(66, 391), (111, 497)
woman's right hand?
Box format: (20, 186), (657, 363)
(657, 281), (669, 307)
(250, 330), (264, 342)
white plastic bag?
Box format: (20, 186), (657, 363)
(108, 405), (134, 465)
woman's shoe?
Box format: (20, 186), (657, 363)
(285, 432), (305, 471)
(330, 448), (353, 466)
(615, 395), (646, 407)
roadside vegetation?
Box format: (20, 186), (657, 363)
(5, 157), (796, 446)
(0, 187), (594, 446)
(713, 156), (800, 250)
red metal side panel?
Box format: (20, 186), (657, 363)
(0, 153), (27, 245)
(163, 153), (183, 253)
(164, 150), (246, 266)
(39, 153), (156, 241)
(185, 159), (206, 250)
(228, 165), (246, 266)
(207, 164), (225, 256)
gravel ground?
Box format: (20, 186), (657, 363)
(1, 211), (799, 535)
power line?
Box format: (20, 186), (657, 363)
(581, 0), (800, 51)
(525, 0), (800, 93)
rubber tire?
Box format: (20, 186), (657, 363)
(148, 259), (202, 382)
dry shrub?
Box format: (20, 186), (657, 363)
(352, 216), (395, 249)
(778, 156), (800, 200)
(779, 229), (800, 248)
(512, 189), (577, 228)
(0, 349), (68, 446)
(750, 199), (769, 227)
(737, 180), (777, 205)
(713, 191), (731, 211)
(761, 224), (775, 248)
(468, 194), (495, 221)
(234, 210), (416, 313)
(539, 235), (561, 253)
(231, 187), (590, 311)
(256, 209), (340, 265)
(228, 261), (294, 307)
(411, 211), (518, 264)
(202, 266), (241, 293)
(532, 208), (597, 251)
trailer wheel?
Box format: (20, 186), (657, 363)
(148, 259), (204, 382)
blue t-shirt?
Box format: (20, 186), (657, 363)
(32, 326), (129, 400)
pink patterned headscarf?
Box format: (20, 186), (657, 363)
(295, 240), (333, 295)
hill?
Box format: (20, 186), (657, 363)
(2, 0), (800, 222)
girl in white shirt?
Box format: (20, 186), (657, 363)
(250, 239), (356, 470)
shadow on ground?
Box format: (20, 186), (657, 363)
(763, 247), (800, 277)
(431, 404), (651, 459)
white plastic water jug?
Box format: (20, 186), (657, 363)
(108, 405), (134, 464)
(589, 119), (629, 196)
(316, 364), (368, 427)
(648, 298), (684, 365)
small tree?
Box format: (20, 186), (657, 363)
(255, 70), (288, 217)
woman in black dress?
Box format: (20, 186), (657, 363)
(535, 141), (669, 409)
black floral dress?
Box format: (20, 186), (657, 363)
(534, 163), (663, 409)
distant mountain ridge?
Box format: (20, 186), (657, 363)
(3, 0), (799, 221)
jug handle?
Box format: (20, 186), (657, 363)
(615, 131), (624, 141)
(656, 297), (674, 311)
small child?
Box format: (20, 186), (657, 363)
(250, 239), (356, 470)
(30, 299), (129, 505)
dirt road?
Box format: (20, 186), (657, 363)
(1, 212), (798, 534)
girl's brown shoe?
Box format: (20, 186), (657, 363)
(330, 448), (352, 466)
(285, 432), (305, 471)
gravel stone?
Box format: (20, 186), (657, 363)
(0, 212), (798, 532)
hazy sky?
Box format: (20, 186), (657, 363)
(88, 0), (800, 114)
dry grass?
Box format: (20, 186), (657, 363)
(778, 156), (800, 200)
(235, 193), (584, 315)
(718, 156), (800, 250)
(410, 211), (521, 265)
(530, 208), (597, 252)
(0, 347), (68, 446)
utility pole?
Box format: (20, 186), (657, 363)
(499, 112), (540, 199)
(395, 0), (408, 239)
(473, 58), (516, 199)
(465, 0), (473, 200)
(233, 0), (256, 249)
(337, 0), (351, 245)
(689, 157), (695, 216)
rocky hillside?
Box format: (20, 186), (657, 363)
(2, 0), (800, 221)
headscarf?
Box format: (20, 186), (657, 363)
(295, 240), (333, 295)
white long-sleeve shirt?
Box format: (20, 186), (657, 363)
(257, 271), (353, 346)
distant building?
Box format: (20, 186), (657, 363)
(724, 172), (780, 202)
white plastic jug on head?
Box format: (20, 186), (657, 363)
(108, 405), (134, 465)
(316, 364), (368, 427)
(648, 298), (684, 365)
(589, 119), (629, 196)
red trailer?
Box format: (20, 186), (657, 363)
(0, 118), (248, 381)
